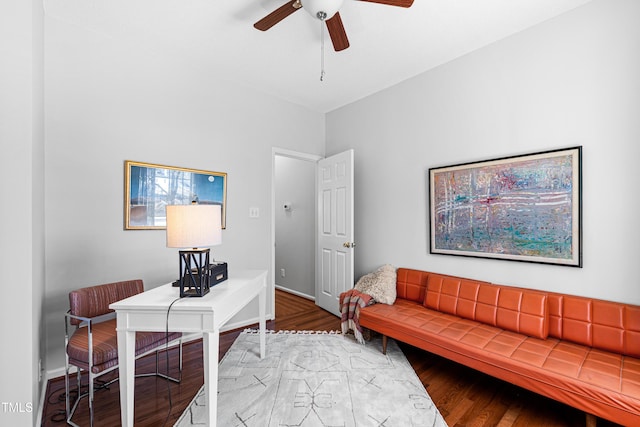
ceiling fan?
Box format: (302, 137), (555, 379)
(254, 0), (414, 52)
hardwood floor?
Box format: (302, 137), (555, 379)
(42, 289), (620, 426)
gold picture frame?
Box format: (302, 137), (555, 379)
(124, 160), (227, 230)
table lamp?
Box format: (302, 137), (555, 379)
(166, 204), (222, 297)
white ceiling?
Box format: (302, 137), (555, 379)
(45, 0), (593, 113)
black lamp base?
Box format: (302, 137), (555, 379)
(178, 248), (211, 297)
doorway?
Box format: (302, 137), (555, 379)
(272, 149), (320, 300)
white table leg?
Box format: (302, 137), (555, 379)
(258, 283), (266, 359)
(117, 326), (136, 427)
(203, 329), (219, 427)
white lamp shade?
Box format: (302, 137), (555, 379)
(301, 0), (344, 20)
(166, 204), (222, 249)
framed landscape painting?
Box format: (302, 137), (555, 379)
(125, 160), (227, 230)
(429, 147), (582, 267)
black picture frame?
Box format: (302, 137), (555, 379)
(429, 147), (582, 267)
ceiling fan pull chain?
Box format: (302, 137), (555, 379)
(320, 20), (325, 81)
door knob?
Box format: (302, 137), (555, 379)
(343, 242), (356, 248)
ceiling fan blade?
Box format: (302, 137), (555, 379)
(254, 0), (301, 31)
(358, 0), (414, 7)
(326, 12), (349, 52)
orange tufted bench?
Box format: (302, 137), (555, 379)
(358, 268), (640, 426)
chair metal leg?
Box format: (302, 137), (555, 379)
(88, 371), (94, 427)
(179, 338), (183, 379)
(64, 356), (71, 422)
(65, 313), (84, 427)
(88, 320), (94, 427)
(146, 340), (182, 383)
(65, 368), (84, 427)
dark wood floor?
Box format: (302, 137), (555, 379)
(42, 289), (620, 426)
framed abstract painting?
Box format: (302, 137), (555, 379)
(124, 160), (227, 230)
(429, 147), (582, 267)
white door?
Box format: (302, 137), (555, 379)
(316, 150), (355, 316)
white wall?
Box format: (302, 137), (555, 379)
(326, 0), (640, 304)
(43, 14), (325, 373)
(0, 0), (45, 425)
(275, 155), (316, 298)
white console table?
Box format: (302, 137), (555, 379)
(110, 269), (268, 427)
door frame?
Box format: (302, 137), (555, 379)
(271, 148), (323, 309)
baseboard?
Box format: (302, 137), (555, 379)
(275, 285), (315, 301)
(47, 366), (72, 382)
(35, 374), (48, 427)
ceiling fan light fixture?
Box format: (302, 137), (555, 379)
(301, 0), (344, 21)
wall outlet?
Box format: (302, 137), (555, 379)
(249, 207), (260, 218)
(280, 268), (285, 278)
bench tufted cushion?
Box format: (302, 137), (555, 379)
(395, 268), (429, 303)
(548, 294), (640, 358)
(497, 287), (548, 340)
(423, 273), (549, 339)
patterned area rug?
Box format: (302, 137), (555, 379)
(174, 330), (447, 427)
